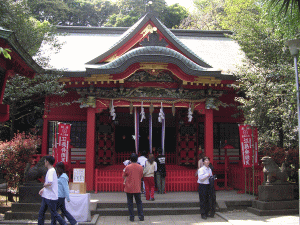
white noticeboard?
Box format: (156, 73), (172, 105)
(73, 168), (85, 183)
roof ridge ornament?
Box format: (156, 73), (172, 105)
(140, 32), (168, 47)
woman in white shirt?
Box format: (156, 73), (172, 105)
(197, 156), (213, 220)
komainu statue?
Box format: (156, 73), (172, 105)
(24, 156), (48, 182)
(261, 156), (288, 185)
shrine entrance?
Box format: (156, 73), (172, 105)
(100, 108), (177, 165)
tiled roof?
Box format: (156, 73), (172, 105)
(40, 15), (244, 74)
(86, 46), (221, 77)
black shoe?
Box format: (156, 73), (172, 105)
(208, 213), (214, 218)
(201, 214), (207, 220)
(130, 217), (134, 222)
(139, 216), (144, 221)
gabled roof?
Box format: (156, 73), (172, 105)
(86, 46), (219, 77)
(86, 13), (211, 68)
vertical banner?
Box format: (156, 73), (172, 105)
(161, 118), (165, 155)
(238, 124), (259, 167)
(149, 113), (152, 153)
(55, 123), (71, 163)
(52, 122), (58, 158)
(134, 108), (139, 154)
(238, 124), (253, 168)
(253, 127), (259, 166)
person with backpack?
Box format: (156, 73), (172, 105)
(155, 148), (166, 194)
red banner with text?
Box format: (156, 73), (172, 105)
(238, 124), (258, 167)
(54, 123), (71, 164)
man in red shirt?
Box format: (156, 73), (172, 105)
(123, 153), (144, 222)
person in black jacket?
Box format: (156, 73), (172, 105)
(155, 148), (166, 194)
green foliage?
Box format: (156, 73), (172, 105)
(0, 132), (41, 189)
(0, 47), (11, 59)
(28, 0), (116, 26)
(179, 0), (225, 30)
(223, 0), (300, 149)
(161, 3), (189, 28)
(2, 73), (67, 139)
(0, 0), (58, 56)
(105, 0), (167, 27)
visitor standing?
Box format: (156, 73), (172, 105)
(198, 152), (205, 169)
(53, 162), (78, 225)
(137, 150), (147, 193)
(197, 156), (213, 220)
(143, 154), (157, 201)
(123, 153), (144, 222)
(38, 156), (67, 225)
(137, 150), (147, 167)
(155, 148), (166, 194)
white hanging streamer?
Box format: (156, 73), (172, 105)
(140, 101), (146, 122)
(158, 102), (165, 123)
(110, 100), (116, 120)
(188, 103), (193, 122)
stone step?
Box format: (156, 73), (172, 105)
(96, 201), (200, 209)
(11, 203), (41, 212)
(92, 207), (202, 216)
(247, 207), (299, 216)
(252, 200), (298, 210)
(5, 211), (51, 220)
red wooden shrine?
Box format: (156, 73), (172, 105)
(41, 13), (246, 191)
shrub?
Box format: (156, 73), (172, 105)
(0, 132), (41, 190)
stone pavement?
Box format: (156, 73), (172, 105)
(91, 191), (299, 225)
(94, 211), (299, 225)
(0, 191), (299, 224)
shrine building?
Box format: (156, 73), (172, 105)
(41, 13), (245, 191)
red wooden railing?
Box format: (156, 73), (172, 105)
(228, 166), (264, 195)
(165, 168), (197, 192)
(95, 165), (197, 193)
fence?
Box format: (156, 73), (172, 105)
(228, 166), (264, 195)
(95, 165), (197, 193)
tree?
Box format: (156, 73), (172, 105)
(0, 0), (66, 140)
(28, 0), (117, 27)
(264, 0), (300, 14)
(105, 0), (167, 27)
(179, 0), (225, 30)
(222, 0), (300, 149)
(2, 73), (67, 140)
(105, 0), (189, 28)
(161, 3), (189, 28)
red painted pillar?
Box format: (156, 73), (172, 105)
(41, 117), (49, 156)
(86, 107), (96, 191)
(204, 109), (214, 165)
